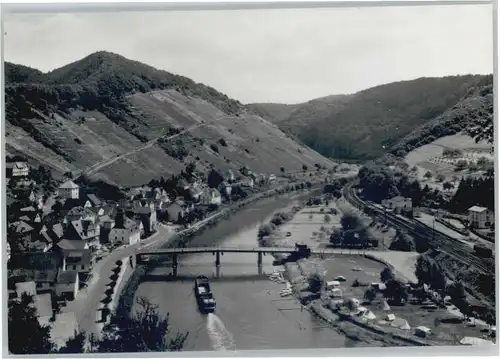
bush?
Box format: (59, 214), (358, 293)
(210, 143), (219, 153)
(380, 267), (395, 283)
(389, 230), (415, 251)
(218, 138), (227, 147)
(307, 271), (325, 293)
(116, 260), (123, 266)
(270, 212), (291, 226)
(364, 287), (377, 302)
(258, 223), (276, 238)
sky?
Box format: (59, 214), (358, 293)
(4, 4), (494, 104)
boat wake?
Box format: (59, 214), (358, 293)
(206, 313), (236, 351)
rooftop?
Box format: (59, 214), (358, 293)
(468, 206), (489, 213)
(57, 270), (79, 284)
(56, 239), (88, 250)
(59, 180), (79, 190)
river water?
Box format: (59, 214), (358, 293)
(134, 192), (359, 351)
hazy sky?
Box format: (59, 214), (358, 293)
(4, 5), (493, 104)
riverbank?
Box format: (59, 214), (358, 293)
(113, 182), (327, 326)
(262, 197), (494, 347)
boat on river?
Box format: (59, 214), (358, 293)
(194, 275), (216, 314)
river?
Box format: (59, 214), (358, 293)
(134, 192), (360, 351)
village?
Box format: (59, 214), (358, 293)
(6, 158), (286, 328)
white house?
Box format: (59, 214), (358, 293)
(55, 270), (80, 300)
(58, 180), (80, 200)
(6, 162), (29, 178)
(468, 206), (494, 229)
(381, 196), (412, 211)
(200, 188), (222, 206)
(268, 174), (277, 183)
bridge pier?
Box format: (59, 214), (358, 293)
(172, 254), (178, 277)
(215, 251), (221, 267)
(257, 252), (263, 267)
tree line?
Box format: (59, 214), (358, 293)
(8, 293), (187, 354)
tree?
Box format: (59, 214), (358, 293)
(307, 270), (324, 293)
(207, 169), (223, 189)
(258, 223), (276, 239)
(389, 230), (415, 252)
(436, 174), (445, 182)
(302, 164), (308, 172)
(363, 287), (377, 303)
(324, 214), (331, 224)
(465, 112), (493, 145)
(329, 228), (343, 246)
(424, 171), (433, 179)
(442, 181), (454, 191)
(51, 201), (63, 215)
(455, 160), (468, 171)
(380, 267), (395, 283)
(415, 255), (432, 285)
(97, 296), (188, 352)
(384, 279), (409, 304)
(280, 167), (285, 174)
(447, 281), (466, 305)
(8, 293), (53, 354)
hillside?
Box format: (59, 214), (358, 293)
(253, 76), (488, 161)
(247, 103), (302, 123)
(390, 75), (493, 157)
(5, 52), (334, 187)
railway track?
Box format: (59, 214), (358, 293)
(342, 182), (494, 274)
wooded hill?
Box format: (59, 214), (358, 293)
(249, 75), (492, 161)
(5, 51), (334, 187)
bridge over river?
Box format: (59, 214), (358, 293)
(135, 246), (371, 276)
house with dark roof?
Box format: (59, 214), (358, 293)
(47, 223), (65, 244)
(85, 194), (101, 208)
(9, 267), (59, 294)
(65, 206), (97, 224)
(109, 209), (141, 246)
(12, 189), (36, 204)
(9, 220), (34, 244)
(65, 219), (100, 247)
(55, 270), (79, 300)
(126, 205), (157, 234)
(55, 239), (93, 273)
(165, 202), (185, 223)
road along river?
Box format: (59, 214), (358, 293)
(133, 192), (373, 351)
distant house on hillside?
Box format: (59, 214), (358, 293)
(382, 196), (412, 212)
(468, 206), (494, 229)
(58, 180), (80, 200)
(6, 162), (29, 178)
